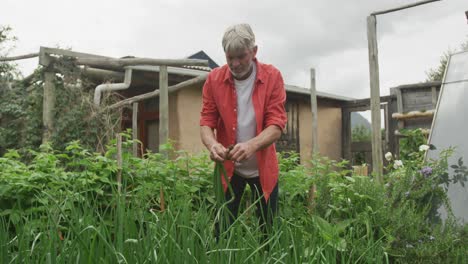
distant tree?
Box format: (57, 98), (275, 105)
(0, 26), (20, 87)
(352, 125), (371, 142)
(426, 38), (468, 82)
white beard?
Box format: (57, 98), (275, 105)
(230, 60), (254, 79)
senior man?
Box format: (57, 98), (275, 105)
(200, 24), (287, 231)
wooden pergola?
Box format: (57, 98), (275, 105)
(1, 47), (209, 156)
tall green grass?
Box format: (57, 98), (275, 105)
(0, 187), (393, 264)
(1, 141), (466, 263)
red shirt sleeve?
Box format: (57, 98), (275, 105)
(264, 71), (287, 131)
(199, 75), (219, 129)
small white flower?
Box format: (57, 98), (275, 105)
(419, 144), (430, 152)
(385, 152), (393, 161)
(393, 160), (403, 169)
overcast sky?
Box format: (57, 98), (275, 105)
(3, 0), (468, 99)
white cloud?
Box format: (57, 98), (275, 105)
(2, 0), (467, 100)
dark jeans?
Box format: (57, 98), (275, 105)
(221, 174), (278, 233)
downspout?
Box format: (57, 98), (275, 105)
(94, 68), (133, 106)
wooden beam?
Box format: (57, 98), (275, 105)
(82, 67), (124, 80)
(159, 65), (169, 153)
(132, 103), (139, 157)
(0, 52), (39, 62)
(75, 57), (209, 69)
(392, 110), (434, 120)
(41, 46), (111, 59)
(42, 71), (55, 143)
(310, 68), (319, 154)
(108, 74), (207, 109)
(367, 15), (383, 180)
(344, 104), (387, 114)
(371, 0), (441, 16)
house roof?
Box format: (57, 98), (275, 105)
(127, 64), (353, 102)
(285, 84), (354, 102)
(186, 50), (219, 70)
(127, 50), (353, 102)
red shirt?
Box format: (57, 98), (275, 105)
(200, 59), (287, 201)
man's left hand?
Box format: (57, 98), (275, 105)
(228, 142), (257, 162)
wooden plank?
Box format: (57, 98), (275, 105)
(132, 103), (139, 157)
(371, 0), (441, 16)
(401, 90), (435, 111)
(431, 86), (438, 108)
(42, 71), (55, 143)
(159, 65), (169, 153)
(367, 15), (383, 180)
(310, 68), (319, 154)
(341, 108), (352, 161)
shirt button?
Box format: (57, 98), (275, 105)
(234, 108), (237, 112)
(232, 127), (235, 131)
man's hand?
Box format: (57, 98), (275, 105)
(209, 143), (228, 162)
(228, 142), (257, 163)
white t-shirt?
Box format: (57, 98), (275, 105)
(234, 63), (259, 178)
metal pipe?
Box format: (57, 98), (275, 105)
(94, 68), (132, 106)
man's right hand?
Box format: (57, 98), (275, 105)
(209, 143), (228, 162)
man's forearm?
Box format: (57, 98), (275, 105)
(200, 126), (218, 150)
(248, 125), (282, 152)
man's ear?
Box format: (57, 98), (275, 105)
(252, 45), (258, 57)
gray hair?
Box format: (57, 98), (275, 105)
(222, 24), (256, 52)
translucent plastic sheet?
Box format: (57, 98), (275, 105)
(427, 51), (468, 223)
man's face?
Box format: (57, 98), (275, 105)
(225, 46), (257, 79)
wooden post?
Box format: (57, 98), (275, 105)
(132, 103), (139, 157)
(117, 134), (122, 194)
(309, 69), (319, 209)
(310, 68), (319, 154)
(341, 108), (352, 161)
(431, 86), (438, 109)
(159, 65), (169, 154)
(387, 98), (399, 159)
(367, 15), (383, 181)
(42, 71), (56, 143)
